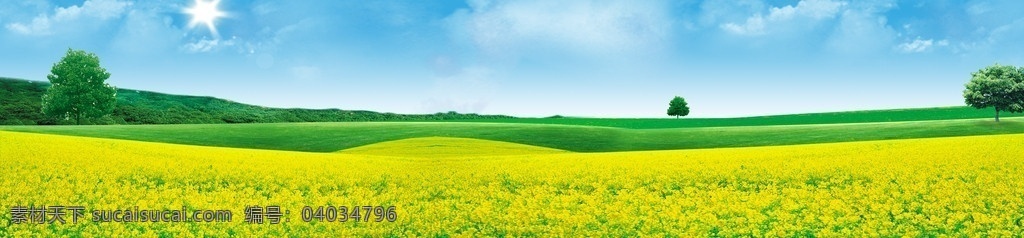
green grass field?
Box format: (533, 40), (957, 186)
(455, 106), (1022, 129)
(5, 76), (1021, 127)
(3, 116), (1023, 152)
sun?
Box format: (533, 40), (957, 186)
(184, 0), (226, 36)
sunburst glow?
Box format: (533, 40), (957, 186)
(184, 0), (226, 36)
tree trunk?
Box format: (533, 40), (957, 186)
(995, 108), (1000, 122)
(676, 115), (679, 119)
(75, 112), (81, 125)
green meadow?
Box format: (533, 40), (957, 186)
(4, 76), (1023, 153)
(456, 106), (1022, 129)
(3, 112), (1022, 153)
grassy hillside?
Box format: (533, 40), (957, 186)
(0, 77), (513, 125)
(4, 117), (1023, 152)
(456, 106), (1022, 129)
(338, 137), (568, 158)
(5, 77), (1021, 127)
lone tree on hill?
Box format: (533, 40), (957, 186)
(667, 96), (690, 119)
(42, 49), (117, 125)
(963, 63), (1024, 122)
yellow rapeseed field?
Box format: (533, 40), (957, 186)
(1, 131), (1023, 237)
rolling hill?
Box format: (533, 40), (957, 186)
(4, 77), (1020, 127)
(4, 117), (1023, 152)
(338, 137), (568, 158)
(456, 106), (1022, 129)
(0, 77), (513, 125)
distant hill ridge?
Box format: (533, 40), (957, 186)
(2, 77), (1018, 126)
(0, 77), (514, 125)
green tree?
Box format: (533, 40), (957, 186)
(667, 96), (690, 119)
(963, 63), (1024, 122)
(42, 49), (117, 125)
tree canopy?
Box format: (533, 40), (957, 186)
(42, 49), (117, 125)
(667, 96), (690, 119)
(963, 64), (1024, 122)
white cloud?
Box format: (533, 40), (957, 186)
(252, 2), (277, 16)
(431, 55), (460, 77)
(823, 1), (899, 55)
(289, 65), (322, 81)
(422, 66), (496, 114)
(698, 0), (765, 27)
(446, 0), (671, 55)
(721, 0), (845, 35)
(5, 0), (131, 35)
(181, 37), (237, 53)
(110, 9), (184, 55)
(896, 38), (948, 53)
(957, 17), (1024, 58)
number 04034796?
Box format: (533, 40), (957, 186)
(300, 206), (397, 223)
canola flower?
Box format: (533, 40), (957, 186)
(0, 131), (1023, 237)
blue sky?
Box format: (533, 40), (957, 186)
(1, 0), (1023, 117)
